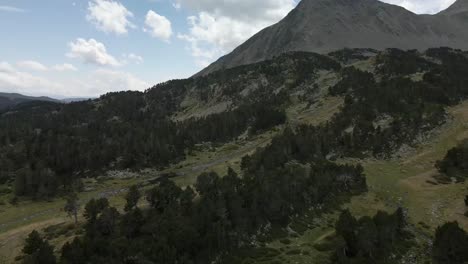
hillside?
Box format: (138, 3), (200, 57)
(198, 0), (468, 76)
(0, 93), (60, 112)
(1, 48), (468, 264)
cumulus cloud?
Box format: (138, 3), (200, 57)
(0, 61), (149, 97)
(87, 0), (134, 35)
(66, 69), (149, 96)
(380, 0), (456, 14)
(0, 62), (64, 95)
(17, 60), (48, 71)
(53, 63), (78, 72)
(176, 0), (296, 67)
(67, 38), (121, 67)
(144, 10), (173, 41)
(0, 62), (16, 73)
(84, 69), (149, 95)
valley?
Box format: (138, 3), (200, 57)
(3, 0), (468, 263)
(1, 76), (468, 263)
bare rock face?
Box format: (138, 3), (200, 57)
(197, 0), (468, 76)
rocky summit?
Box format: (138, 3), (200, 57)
(197, 0), (468, 76)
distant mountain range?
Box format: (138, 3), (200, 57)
(0, 92), (92, 111)
(198, 0), (468, 76)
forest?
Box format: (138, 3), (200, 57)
(0, 88), (287, 199)
(17, 188), (468, 264)
(3, 48), (468, 263)
(16, 161), (365, 263)
(0, 52), (339, 199)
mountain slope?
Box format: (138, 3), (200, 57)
(197, 0), (468, 76)
(0, 92), (60, 111)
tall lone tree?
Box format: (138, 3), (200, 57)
(124, 185), (141, 212)
(64, 193), (79, 225)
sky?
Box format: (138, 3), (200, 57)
(0, 0), (458, 98)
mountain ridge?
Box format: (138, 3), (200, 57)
(197, 0), (468, 76)
(0, 92), (60, 111)
(0, 92), (94, 111)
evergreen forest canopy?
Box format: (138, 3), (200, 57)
(2, 47), (468, 263)
(436, 139), (468, 182)
(2, 48), (468, 199)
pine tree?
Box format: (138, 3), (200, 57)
(433, 222), (468, 264)
(22, 230), (56, 264)
(64, 193), (79, 225)
(124, 185), (141, 212)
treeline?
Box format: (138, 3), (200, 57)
(0, 91), (286, 199)
(334, 208), (407, 263)
(436, 140), (468, 182)
(17, 161), (365, 264)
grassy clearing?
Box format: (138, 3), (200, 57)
(287, 96), (344, 127)
(357, 101), (468, 231)
(169, 130), (278, 186)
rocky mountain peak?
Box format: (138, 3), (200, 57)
(196, 0), (468, 76)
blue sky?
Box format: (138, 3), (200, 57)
(0, 0), (457, 97)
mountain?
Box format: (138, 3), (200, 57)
(4, 47), (468, 264)
(197, 0), (468, 76)
(0, 92), (60, 111)
(0, 93), (95, 111)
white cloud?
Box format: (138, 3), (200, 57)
(53, 63), (78, 72)
(83, 69), (149, 95)
(0, 62), (16, 73)
(17, 60), (48, 71)
(144, 10), (173, 42)
(177, 0), (296, 67)
(380, 0), (456, 14)
(0, 6), (26, 12)
(67, 38), (121, 67)
(0, 61), (149, 97)
(0, 62), (64, 95)
(16, 61), (78, 72)
(122, 53), (144, 65)
(87, 0), (134, 35)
